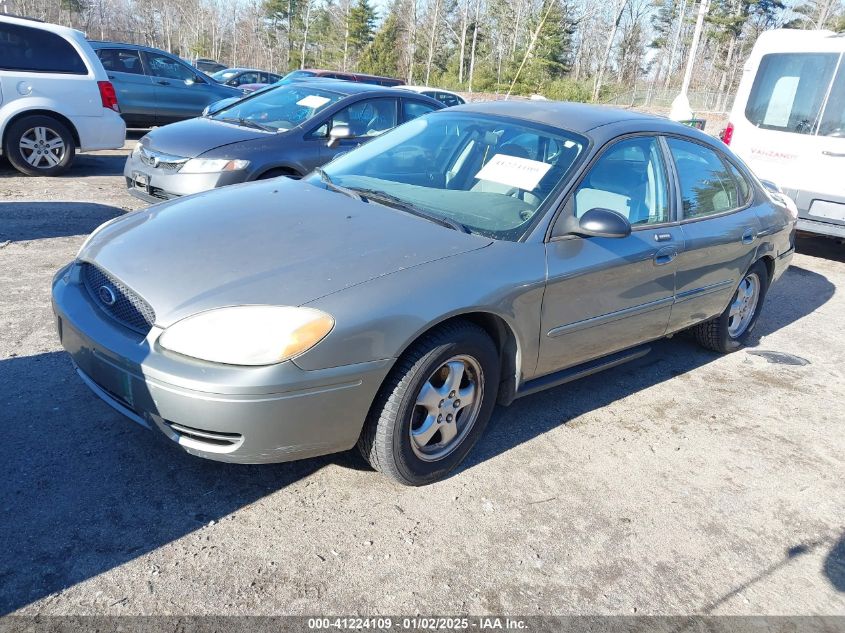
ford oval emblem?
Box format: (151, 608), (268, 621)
(98, 285), (117, 306)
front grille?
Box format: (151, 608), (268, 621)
(138, 147), (188, 171)
(82, 263), (156, 335)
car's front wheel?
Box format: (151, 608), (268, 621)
(694, 260), (769, 353)
(358, 320), (500, 486)
(4, 115), (76, 176)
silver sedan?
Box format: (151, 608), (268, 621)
(52, 101), (796, 485)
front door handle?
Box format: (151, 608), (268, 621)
(157, 80), (171, 86)
(654, 246), (678, 266)
(822, 150), (845, 157)
(741, 228), (756, 244)
(654, 232), (673, 242)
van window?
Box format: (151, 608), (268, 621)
(0, 22), (87, 75)
(745, 53), (839, 135)
(819, 61), (845, 138)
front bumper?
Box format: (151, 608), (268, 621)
(123, 153), (250, 202)
(52, 263), (393, 464)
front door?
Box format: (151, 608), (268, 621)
(318, 97), (399, 164)
(143, 51), (211, 124)
(537, 136), (680, 376)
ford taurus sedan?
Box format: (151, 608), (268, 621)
(123, 80), (442, 203)
(54, 101), (796, 485)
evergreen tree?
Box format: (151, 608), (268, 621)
(360, 4), (402, 76)
(348, 0), (378, 62)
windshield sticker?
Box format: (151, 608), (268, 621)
(475, 154), (552, 191)
(296, 95), (332, 109)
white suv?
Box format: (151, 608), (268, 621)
(0, 14), (126, 176)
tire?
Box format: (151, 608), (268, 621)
(358, 320), (500, 486)
(4, 115), (76, 177)
(693, 260), (770, 353)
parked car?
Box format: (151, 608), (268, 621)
(89, 41), (242, 127)
(0, 15), (126, 176)
(55, 101), (796, 484)
(400, 85), (465, 107)
(724, 28), (845, 239)
(192, 58), (227, 74)
(282, 69), (404, 86)
(123, 80), (443, 202)
(211, 67), (284, 91)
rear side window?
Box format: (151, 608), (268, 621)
(667, 138), (741, 219)
(403, 100), (438, 121)
(745, 53), (839, 135)
(0, 23), (87, 75)
(438, 92), (462, 107)
(726, 161), (752, 203)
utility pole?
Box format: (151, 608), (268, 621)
(670, 0), (710, 120)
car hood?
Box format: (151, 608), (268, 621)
(141, 117), (272, 158)
(79, 179), (493, 327)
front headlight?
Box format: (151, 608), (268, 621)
(180, 158), (250, 174)
(158, 306), (334, 366)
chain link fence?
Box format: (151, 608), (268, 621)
(603, 87), (735, 113)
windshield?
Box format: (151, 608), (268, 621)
(211, 85), (343, 132)
(315, 111), (586, 240)
(212, 69), (238, 82)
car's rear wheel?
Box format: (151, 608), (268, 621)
(358, 320), (500, 486)
(693, 260), (769, 353)
(5, 115), (76, 176)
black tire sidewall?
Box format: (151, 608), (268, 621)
(390, 330), (500, 486)
(720, 261), (770, 351)
(5, 115), (76, 177)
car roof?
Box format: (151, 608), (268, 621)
(402, 85), (457, 93)
(2, 13), (85, 40)
(277, 79), (432, 99)
(220, 67), (263, 73)
(88, 40), (179, 55)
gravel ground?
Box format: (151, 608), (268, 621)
(0, 143), (843, 617)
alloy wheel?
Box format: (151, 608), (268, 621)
(728, 272), (760, 338)
(19, 126), (66, 169)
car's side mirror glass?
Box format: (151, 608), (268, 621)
(759, 179), (782, 195)
(557, 207), (632, 239)
(327, 125), (352, 148)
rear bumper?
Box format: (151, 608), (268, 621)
(796, 218), (845, 239)
(52, 262), (392, 464)
(76, 111), (126, 151)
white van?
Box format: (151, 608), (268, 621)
(0, 14), (126, 176)
(725, 29), (845, 238)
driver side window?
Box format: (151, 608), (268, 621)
(328, 98), (398, 138)
(573, 136), (669, 226)
(144, 52), (197, 82)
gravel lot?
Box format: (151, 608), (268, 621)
(0, 142), (843, 617)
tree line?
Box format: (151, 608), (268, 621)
(5, 0), (845, 106)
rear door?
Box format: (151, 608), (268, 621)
(537, 135), (679, 376)
(665, 137), (762, 332)
(95, 47), (155, 127)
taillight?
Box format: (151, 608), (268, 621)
(721, 121), (734, 145)
(97, 81), (120, 113)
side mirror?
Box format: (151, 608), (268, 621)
(327, 125), (352, 148)
(560, 208), (632, 239)
(759, 179), (782, 195)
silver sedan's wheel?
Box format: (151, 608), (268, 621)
(727, 272), (760, 338)
(410, 355), (484, 462)
(19, 126), (66, 169)
(693, 260), (769, 354)
(358, 320), (500, 486)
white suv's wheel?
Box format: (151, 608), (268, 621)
(5, 115), (76, 177)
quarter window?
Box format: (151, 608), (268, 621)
(572, 137), (669, 226)
(667, 138), (740, 219)
(0, 23), (87, 74)
(745, 53), (839, 135)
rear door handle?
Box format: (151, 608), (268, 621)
(654, 232), (673, 242)
(741, 228), (756, 244)
(654, 246), (678, 266)
(822, 151), (845, 157)
(156, 80), (171, 85)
